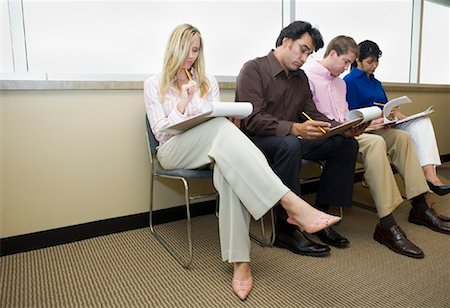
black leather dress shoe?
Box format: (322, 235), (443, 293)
(315, 227), (349, 248)
(427, 181), (450, 196)
(274, 229), (330, 257)
(373, 224), (424, 259)
(408, 208), (450, 235)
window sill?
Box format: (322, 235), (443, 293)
(1, 79), (448, 92)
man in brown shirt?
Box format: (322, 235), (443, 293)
(236, 21), (359, 256)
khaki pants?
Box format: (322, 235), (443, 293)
(157, 117), (289, 262)
(357, 129), (429, 218)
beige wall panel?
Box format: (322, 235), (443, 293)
(0, 85), (448, 238)
(0, 90), (214, 238)
(384, 87), (450, 155)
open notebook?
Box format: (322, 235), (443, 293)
(382, 96), (434, 125)
(317, 106), (381, 139)
(163, 102), (253, 134)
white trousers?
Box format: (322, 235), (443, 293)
(156, 117), (289, 263)
(395, 117), (441, 167)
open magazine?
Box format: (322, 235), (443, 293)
(163, 102), (253, 134)
(318, 106), (381, 139)
(382, 96), (434, 125)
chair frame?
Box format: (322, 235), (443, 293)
(250, 209), (276, 246)
(145, 119), (218, 268)
(145, 118), (342, 266)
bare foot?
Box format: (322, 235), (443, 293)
(423, 165), (444, 186)
(427, 176), (444, 187)
(233, 262), (252, 281)
(280, 191), (341, 234)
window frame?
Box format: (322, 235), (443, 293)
(1, 0), (448, 85)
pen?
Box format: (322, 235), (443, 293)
(373, 102), (385, 107)
(302, 112), (327, 134)
(184, 69), (193, 81)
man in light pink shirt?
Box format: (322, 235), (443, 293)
(304, 35), (450, 259)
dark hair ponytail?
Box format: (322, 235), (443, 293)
(352, 40), (382, 68)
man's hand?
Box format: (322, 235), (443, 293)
(291, 120), (331, 139)
(228, 116), (241, 128)
(342, 121), (370, 137)
(368, 117), (388, 130)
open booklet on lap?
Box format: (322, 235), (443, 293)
(317, 106), (381, 139)
(163, 102), (253, 134)
(382, 96), (434, 125)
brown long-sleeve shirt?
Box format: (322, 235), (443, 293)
(236, 50), (338, 137)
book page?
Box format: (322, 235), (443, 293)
(163, 102), (253, 134)
(315, 106), (381, 139)
(346, 106), (382, 124)
(316, 118), (363, 139)
(393, 105), (434, 125)
(383, 96), (412, 123)
(163, 112), (213, 134)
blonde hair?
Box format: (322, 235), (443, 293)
(159, 24), (210, 101)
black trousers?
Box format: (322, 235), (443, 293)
(250, 135), (359, 233)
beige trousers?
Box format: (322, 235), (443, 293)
(357, 129), (429, 218)
(157, 117), (290, 263)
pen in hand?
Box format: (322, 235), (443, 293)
(302, 112), (327, 134)
(184, 69), (193, 81)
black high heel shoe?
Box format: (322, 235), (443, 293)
(427, 181), (450, 196)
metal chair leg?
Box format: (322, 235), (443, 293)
(149, 177), (193, 268)
(250, 208), (275, 246)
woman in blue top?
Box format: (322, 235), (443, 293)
(344, 40), (449, 196)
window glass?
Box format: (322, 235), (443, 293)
(1, 0), (14, 73)
(22, 0), (282, 77)
(296, 0), (413, 82)
(420, 1), (449, 84)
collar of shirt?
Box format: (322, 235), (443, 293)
(305, 60), (349, 123)
(349, 67), (376, 80)
(311, 60), (335, 80)
(267, 50), (303, 79)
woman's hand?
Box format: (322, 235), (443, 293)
(177, 80), (197, 114)
(388, 107), (406, 121)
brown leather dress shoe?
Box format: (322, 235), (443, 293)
(408, 208), (450, 235)
(373, 224), (424, 259)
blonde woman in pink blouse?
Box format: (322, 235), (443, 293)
(144, 24), (340, 301)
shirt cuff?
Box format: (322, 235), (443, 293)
(276, 120), (294, 136)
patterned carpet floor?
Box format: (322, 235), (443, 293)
(1, 166), (449, 307)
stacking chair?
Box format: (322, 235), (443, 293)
(145, 118), (218, 268)
(145, 117), (333, 266)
